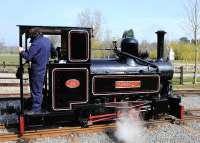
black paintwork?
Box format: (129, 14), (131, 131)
(121, 37), (139, 57)
(69, 31), (89, 62)
(48, 63), (90, 111)
(93, 75), (159, 95)
(91, 58), (173, 80)
(16, 25), (180, 129)
(156, 31), (166, 60)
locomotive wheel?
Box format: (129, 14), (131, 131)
(75, 108), (90, 127)
(80, 119), (89, 128)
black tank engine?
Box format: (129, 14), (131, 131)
(17, 25), (181, 134)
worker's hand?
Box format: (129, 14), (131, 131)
(18, 46), (25, 53)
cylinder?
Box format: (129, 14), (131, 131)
(156, 31), (166, 60)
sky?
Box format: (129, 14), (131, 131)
(0, 0), (187, 46)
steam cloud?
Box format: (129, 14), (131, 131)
(115, 109), (145, 143)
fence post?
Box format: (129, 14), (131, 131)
(180, 66), (183, 85)
(3, 61), (5, 72)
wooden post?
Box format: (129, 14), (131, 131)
(180, 66), (183, 85)
(3, 61), (5, 72)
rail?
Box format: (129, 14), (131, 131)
(173, 65), (200, 85)
(0, 124), (116, 142)
(1, 113), (200, 142)
(174, 89), (200, 95)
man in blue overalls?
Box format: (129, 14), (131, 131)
(18, 27), (54, 113)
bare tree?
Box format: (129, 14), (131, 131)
(77, 9), (108, 58)
(183, 0), (200, 84)
(77, 9), (102, 40)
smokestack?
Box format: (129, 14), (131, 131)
(156, 31), (166, 60)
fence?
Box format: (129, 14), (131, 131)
(0, 61), (30, 73)
(0, 62), (18, 73)
(173, 63), (200, 72)
(0, 61), (200, 84)
(173, 65), (200, 85)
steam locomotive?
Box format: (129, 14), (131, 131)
(17, 25), (181, 135)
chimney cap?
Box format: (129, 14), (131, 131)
(156, 30), (166, 34)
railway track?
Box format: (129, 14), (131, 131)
(0, 133), (18, 142)
(185, 108), (200, 112)
(0, 124), (116, 142)
(174, 89), (200, 95)
(184, 116), (200, 121)
(184, 108), (200, 120)
(0, 113), (200, 142)
(0, 124), (5, 129)
(0, 120), (176, 142)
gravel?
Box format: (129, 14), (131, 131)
(14, 122), (200, 143)
(26, 132), (115, 143)
(144, 123), (200, 143)
(186, 120), (200, 131)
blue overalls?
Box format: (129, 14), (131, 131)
(21, 35), (52, 112)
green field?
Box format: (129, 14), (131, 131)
(173, 83), (200, 89)
(172, 77), (200, 85)
(0, 54), (19, 65)
(172, 60), (200, 65)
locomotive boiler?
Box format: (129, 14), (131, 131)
(17, 25), (181, 135)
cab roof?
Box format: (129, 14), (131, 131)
(17, 25), (92, 35)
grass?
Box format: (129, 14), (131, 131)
(173, 84), (200, 89)
(0, 53), (20, 73)
(0, 53), (19, 65)
(172, 60), (200, 64)
(172, 77), (200, 84)
(172, 77), (200, 89)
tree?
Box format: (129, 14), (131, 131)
(179, 37), (190, 43)
(182, 0), (200, 84)
(76, 9), (117, 59)
(139, 40), (151, 58)
(122, 29), (134, 38)
(77, 9), (102, 40)
(77, 9), (103, 58)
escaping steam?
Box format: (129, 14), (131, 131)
(115, 109), (145, 143)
